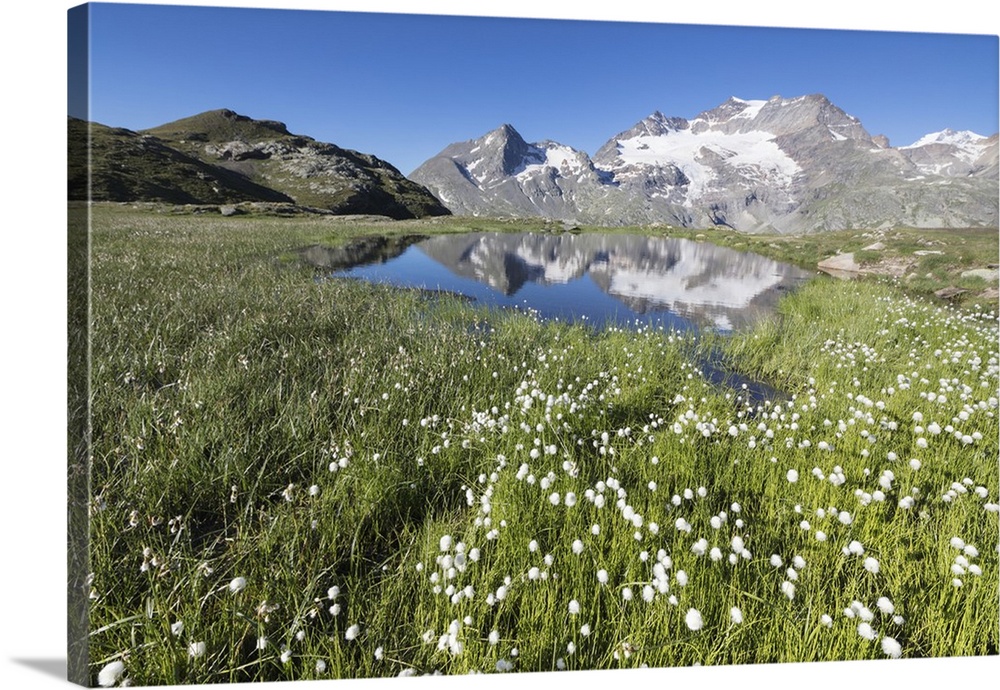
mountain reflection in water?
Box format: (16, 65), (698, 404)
(314, 232), (813, 332)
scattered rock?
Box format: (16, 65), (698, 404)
(862, 241), (886, 251)
(978, 288), (999, 300)
(913, 250), (944, 256)
(960, 268), (999, 283)
(817, 252), (861, 276)
(220, 205), (240, 216)
(934, 287), (967, 299)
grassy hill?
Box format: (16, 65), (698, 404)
(69, 109), (450, 219)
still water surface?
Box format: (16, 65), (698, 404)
(306, 232), (813, 333)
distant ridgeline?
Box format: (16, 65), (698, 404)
(68, 96), (999, 232)
(67, 109), (450, 220)
(411, 94), (999, 234)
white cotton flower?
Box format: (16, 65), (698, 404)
(710, 547), (723, 561)
(730, 607), (743, 624)
(792, 555), (806, 569)
(675, 570), (688, 587)
(815, 531), (827, 542)
(171, 621), (184, 636)
(572, 539), (585, 555)
(528, 567), (540, 580)
(188, 641), (206, 658)
(568, 600), (580, 615)
(780, 580), (796, 600)
(316, 659), (327, 673)
(786, 469), (799, 483)
(98, 661), (126, 687)
(881, 636), (902, 658)
(229, 576), (247, 593)
(820, 614), (833, 627)
(857, 622), (876, 640)
(622, 587), (633, 601)
(280, 649), (292, 664)
(949, 537), (966, 550)
(769, 554), (783, 568)
(345, 624), (360, 641)
(863, 557), (880, 574)
(685, 608), (704, 631)
(597, 569), (609, 584)
(440, 535), (453, 552)
(876, 597), (894, 614)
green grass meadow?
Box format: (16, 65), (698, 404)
(83, 205), (998, 686)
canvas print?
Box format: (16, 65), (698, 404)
(67, 2), (999, 687)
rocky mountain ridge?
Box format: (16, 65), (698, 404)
(69, 109), (450, 219)
(411, 94), (998, 233)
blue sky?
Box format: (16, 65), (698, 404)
(80, 3), (998, 175)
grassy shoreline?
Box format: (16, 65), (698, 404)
(83, 205), (998, 685)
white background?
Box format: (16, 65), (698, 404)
(1, 1), (997, 688)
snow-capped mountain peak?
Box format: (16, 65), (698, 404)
(410, 94), (999, 233)
(899, 128), (994, 175)
(903, 128), (988, 149)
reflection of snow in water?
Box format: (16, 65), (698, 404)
(423, 232), (809, 330)
(604, 258), (784, 310)
(332, 232), (811, 332)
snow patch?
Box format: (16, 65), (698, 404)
(603, 128), (800, 199)
(732, 99), (766, 120)
(515, 144), (584, 181)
